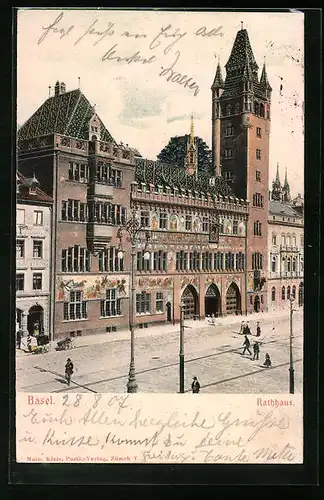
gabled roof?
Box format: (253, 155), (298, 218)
(18, 88), (115, 143)
(269, 200), (302, 218)
(17, 171), (53, 204)
(135, 158), (234, 198)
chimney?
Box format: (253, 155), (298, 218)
(60, 82), (66, 94)
(54, 81), (60, 97)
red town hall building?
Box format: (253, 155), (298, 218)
(17, 27), (271, 339)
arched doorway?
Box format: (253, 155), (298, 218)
(298, 282), (304, 306)
(181, 285), (199, 319)
(205, 284), (221, 317)
(166, 302), (172, 322)
(27, 305), (44, 335)
(226, 282), (241, 315)
(254, 295), (260, 313)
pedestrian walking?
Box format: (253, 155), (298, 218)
(256, 321), (261, 337)
(239, 321), (245, 334)
(65, 358), (74, 386)
(252, 341), (260, 360)
(16, 330), (23, 350)
(191, 376), (200, 393)
(263, 353), (271, 368)
(244, 322), (251, 335)
(242, 335), (252, 356)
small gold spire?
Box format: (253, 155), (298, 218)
(190, 113), (194, 146)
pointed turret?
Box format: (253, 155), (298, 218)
(185, 114), (197, 179)
(211, 61), (224, 91)
(282, 168), (291, 202)
(260, 59), (272, 92)
(271, 163), (283, 201)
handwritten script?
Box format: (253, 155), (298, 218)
(16, 393), (303, 463)
(36, 12), (225, 97)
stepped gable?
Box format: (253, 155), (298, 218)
(18, 88), (115, 143)
(135, 158), (234, 197)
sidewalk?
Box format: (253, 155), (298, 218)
(16, 306), (302, 357)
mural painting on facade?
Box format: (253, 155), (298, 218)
(169, 214), (178, 231)
(224, 219), (232, 234)
(193, 217), (201, 232)
(181, 276), (200, 288)
(57, 275), (129, 300)
(137, 277), (173, 289)
(151, 213), (158, 230)
(226, 276), (240, 290)
(179, 216), (185, 230)
(238, 221), (245, 235)
(248, 272), (254, 292)
(205, 276), (221, 291)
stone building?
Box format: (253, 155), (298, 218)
(212, 25), (271, 314)
(16, 172), (53, 337)
(268, 168), (304, 310)
(17, 25), (274, 337)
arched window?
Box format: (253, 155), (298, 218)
(292, 258), (296, 272)
(282, 286), (286, 300)
(300, 258), (304, 272)
(287, 257), (291, 272)
(286, 234), (291, 247)
(292, 235), (296, 247)
(271, 287), (276, 301)
(235, 103), (240, 114)
(287, 286), (291, 299)
(282, 234), (286, 246)
(292, 285), (296, 299)
(271, 255), (276, 272)
(272, 233), (277, 245)
(226, 104), (232, 116)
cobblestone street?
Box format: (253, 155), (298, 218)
(16, 309), (303, 394)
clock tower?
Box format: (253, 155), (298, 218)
(211, 25), (272, 313)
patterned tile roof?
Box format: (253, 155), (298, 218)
(211, 62), (224, 90)
(225, 29), (259, 75)
(135, 158), (234, 197)
(269, 201), (302, 218)
(18, 89), (115, 143)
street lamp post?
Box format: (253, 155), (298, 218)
(117, 214), (150, 393)
(289, 296), (295, 394)
(179, 300), (185, 393)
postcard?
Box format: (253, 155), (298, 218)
(15, 8), (304, 465)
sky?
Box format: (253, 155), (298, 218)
(17, 9), (304, 196)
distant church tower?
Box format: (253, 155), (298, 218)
(212, 24), (272, 313)
(185, 114), (198, 178)
(272, 163), (282, 201)
(282, 168), (291, 202)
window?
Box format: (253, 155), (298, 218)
(100, 288), (121, 317)
(292, 285), (296, 299)
(17, 209), (25, 225)
(202, 217), (209, 232)
(282, 234), (286, 246)
(292, 258), (296, 272)
(252, 252), (263, 270)
(136, 292), (151, 314)
(64, 291), (88, 320)
(32, 273), (42, 290)
(301, 236), (304, 247)
(271, 256), (276, 272)
(140, 211), (150, 228)
(226, 125), (234, 136)
(282, 286), (286, 300)
(16, 274), (24, 291)
(16, 239), (24, 258)
(235, 252), (245, 270)
(176, 251), (188, 271)
(286, 235), (291, 247)
(287, 286), (291, 300)
(159, 211), (168, 229)
(254, 221), (262, 236)
(292, 235), (296, 247)
(33, 240), (43, 258)
(69, 162), (88, 182)
(153, 251), (167, 271)
(225, 149), (233, 158)
(287, 257), (291, 272)
(252, 193), (264, 208)
(256, 149), (261, 160)
(156, 292), (163, 312)
(136, 251), (150, 272)
(233, 220), (238, 234)
(185, 215), (192, 231)
(272, 233), (277, 245)
(256, 127), (262, 138)
(271, 287), (276, 301)
(256, 171), (261, 182)
(34, 211), (43, 225)
(61, 246), (91, 272)
(226, 104), (232, 116)
(224, 171), (234, 181)
(213, 252), (223, 271)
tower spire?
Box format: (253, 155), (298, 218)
(190, 113), (194, 146)
(260, 58), (272, 92)
(185, 114), (197, 179)
(282, 167), (291, 202)
(276, 162), (280, 183)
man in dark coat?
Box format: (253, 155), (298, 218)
(242, 335), (252, 355)
(256, 322), (261, 337)
(65, 358), (74, 386)
(191, 376), (200, 393)
(16, 330), (23, 349)
(252, 341), (260, 360)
